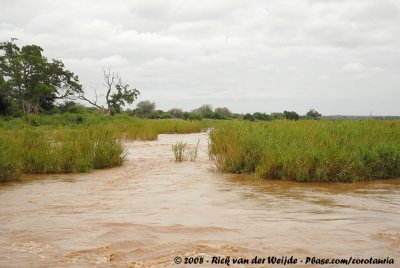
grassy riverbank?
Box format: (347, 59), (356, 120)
(0, 114), (206, 182)
(209, 120), (400, 182)
(0, 127), (124, 182)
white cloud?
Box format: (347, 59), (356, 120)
(342, 62), (366, 72)
(1, 0), (399, 115)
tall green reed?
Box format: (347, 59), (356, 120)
(209, 120), (400, 182)
(0, 127), (126, 181)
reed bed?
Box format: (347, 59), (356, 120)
(0, 114), (205, 139)
(0, 115), (206, 182)
(209, 120), (400, 182)
(0, 127), (125, 182)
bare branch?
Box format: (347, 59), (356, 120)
(79, 67), (139, 115)
(104, 68), (114, 102)
(78, 87), (103, 110)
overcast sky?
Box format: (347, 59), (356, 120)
(1, 0), (399, 115)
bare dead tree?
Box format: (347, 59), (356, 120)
(79, 68), (140, 115)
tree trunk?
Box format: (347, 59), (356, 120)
(22, 99), (40, 116)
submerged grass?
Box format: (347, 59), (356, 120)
(172, 141), (187, 162)
(0, 115), (207, 182)
(172, 140), (200, 162)
(209, 120), (400, 182)
(188, 140), (200, 161)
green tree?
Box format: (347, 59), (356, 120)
(135, 100), (156, 118)
(183, 112), (190, 120)
(306, 109), (322, 120)
(0, 75), (13, 115)
(158, 111), (174, 119)
(79, 68), (140, 115)
(283, 110), (300, 121)
(214, 107), (232, 119)
(58, 101), (86, 114)
(168, 108), (184, 119)
(0, 39), (83, 115)
(192, 104), (213, 118)
(183, 112), (202, 120)
(253, 112), (270, 121)
(243, 113), (255, 121)
(270, 112), (284, 120)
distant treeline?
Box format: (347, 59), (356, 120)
(0, 98), (325, 122)
(3, 97), (399, 122)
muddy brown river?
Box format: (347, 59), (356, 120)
(0, 133), (399, 267)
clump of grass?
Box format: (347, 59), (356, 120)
(172, 141), (187, 162)
(209, 120), (400, 182)
(91, 129), (126, 169)
(187, 140), (200, 161)
(172, 140), (200, 162)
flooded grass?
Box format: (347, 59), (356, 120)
(172, 140), (200, 162)
(172, 141), (187, 162)
(0, 115), (206, 182)
(188, 140), (200, 161)
(209, 120), (400, 182)
(0, 128), (125, 181)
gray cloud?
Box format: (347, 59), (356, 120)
(1, 0), (399, 115)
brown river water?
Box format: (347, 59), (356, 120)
(0, 133), (399, 267)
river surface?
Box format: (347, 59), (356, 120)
(0, 133), (399, 267)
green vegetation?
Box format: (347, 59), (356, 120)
(0, 135), (21, 182)
(0, 115), (205, 182)
(0, 113), (205, 137)
(188, 140), (200, 161)
(283, 111), (300, 121)
(0, 127), (124, 182)
(2, 39), (399, 185)
(134, 100), (156, 118)
(209, 120), (400, 182)
(0, 39), (139, 116)
(0, 39), (83, 116)
(172, 141), (187, 162)
(172, 140), (200, 162)
(306, 109), (322, 120)
(0, 39), (206, 182)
